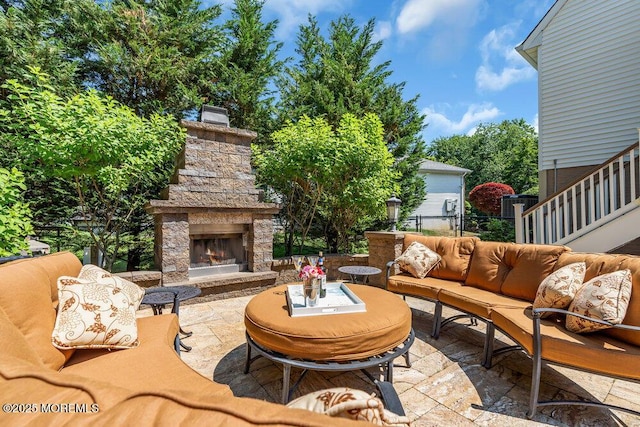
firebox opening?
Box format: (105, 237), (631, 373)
(190, 233), (247, 268)
(188, 224), (249, 277)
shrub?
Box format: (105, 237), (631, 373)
(479, 218), (515, 242)
(468, 182), (515, 215)
(0, 167), (33, 256)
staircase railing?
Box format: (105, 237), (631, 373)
(515, 141), (640, 245)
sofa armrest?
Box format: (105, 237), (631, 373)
(531, 307), (640, 332)
(142, 288), (181, 353)
(385, 260), (398, 290)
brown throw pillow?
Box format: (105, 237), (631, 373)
(286, 387), (410, 426)
(533, 262), (586, 318)
(395, 241), (441, 279)
(566, 269), (632, 333)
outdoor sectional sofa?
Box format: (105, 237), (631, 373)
(0, 252), (399, 426)
(385, 234), (640, 418)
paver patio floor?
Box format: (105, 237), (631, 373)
(138, 293), (640, 426)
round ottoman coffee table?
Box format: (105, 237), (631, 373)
(244, 283), (414, 403)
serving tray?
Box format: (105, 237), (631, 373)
(285, 282), (366, 317)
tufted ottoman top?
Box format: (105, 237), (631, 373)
(244, 284), (412, 361)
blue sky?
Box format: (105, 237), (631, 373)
(215, 0), (555, 145)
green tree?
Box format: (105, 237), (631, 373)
(0, 75), (183, 269)
(253, 114), (396, 254)
(0, 167), (33, 256)
(83, 0), (224, 118)
(213, 0), (285, 142)
(278, 15), (427, 220)
(0, 0), (99, 98)
(427, 119), (538, 194)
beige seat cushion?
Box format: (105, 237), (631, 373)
(62, 314), (232, 398)
(2, 353), (360, 427)
(403, 235), (478, 281)
(490, 306), (640, 381)
(387, 274), (464, 301)
(438, 286), (531, 319)
(244, 284), (411, 361)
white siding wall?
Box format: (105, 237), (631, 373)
(410, 173), (463, 230)
(539, 0), (640, 171)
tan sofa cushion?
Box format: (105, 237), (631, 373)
(465, 241), (569, 300)
(66, 393), (368, 427)
(555, 252), (640, 346)
(0, 259), (69, 370)
(387, 275), (464, 301)
(490, 306), (640, 381)
(438, 286), (531, 319)
(245, 284), (411, 361)
(62, 314), (232, 398)
(403, 235), (478, 281)
(0, 306), (44, 367)
(5, 251), (83, 307)
(2, 353), (360, 427)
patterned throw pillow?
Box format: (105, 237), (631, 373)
(566, 269), (632, 333)
(51, 275), (143, 350)
(395, 241), (442, 279)
(533, 262), (586, 318)
(78, 264), (145, 310)
(286, 387), (410, 426)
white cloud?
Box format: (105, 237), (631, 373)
(261, 0), (351, 37)
(396, 0), (481, 34)
(424, 103), (501, 136)
(475, 23), (537, 91)
(374, 20), (393, 41)
(531, 113), (539, 133)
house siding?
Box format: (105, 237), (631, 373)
(538, 0), (640, 174)
(410, 173), (463, 231)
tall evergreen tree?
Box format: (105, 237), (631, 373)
(213, 0), (285, 142)
(278, 15), (427, 222)
(83, 0), (224, 119)
(0, 0), (99, 98)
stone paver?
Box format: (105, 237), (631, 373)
(138, 294), (640, 426)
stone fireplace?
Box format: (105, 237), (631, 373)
(147, 119), (279, 284)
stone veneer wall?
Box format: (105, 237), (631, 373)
(147, 120), (279, 284)
(365, 231), (406, 287)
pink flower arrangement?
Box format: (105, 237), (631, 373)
(298, 265), (325, 280)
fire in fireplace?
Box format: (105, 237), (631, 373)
(190, 236), (246, 268)
(189, 224), (248, 277)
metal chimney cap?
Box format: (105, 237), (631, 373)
(200, 105), (229, 126)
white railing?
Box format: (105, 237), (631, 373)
(515, 141), (640, 245)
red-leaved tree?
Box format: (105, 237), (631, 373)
(468, 182), (515, 215)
